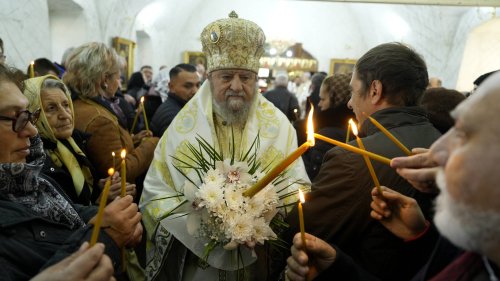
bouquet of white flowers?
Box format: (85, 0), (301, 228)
(170, 134), (301, 260)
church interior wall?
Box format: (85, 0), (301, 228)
(0, 0), (498, 92)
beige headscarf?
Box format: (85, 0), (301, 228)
(23, 75), (93, 196)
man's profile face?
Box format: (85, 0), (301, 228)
(347, 70), (371, 126)
(210, 69), (257, 112)
(431, 74), (500, 255)
(169, 70), (200, 102)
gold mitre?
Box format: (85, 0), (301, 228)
(201, 11), (266, 74)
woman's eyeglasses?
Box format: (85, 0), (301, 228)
(0, 109), (41, 132)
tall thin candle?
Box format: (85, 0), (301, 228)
(112, 152), (116, 168)
(120, 149), (126, 197)
(364, 113), (412, 156)
(90, 168), (114, 246)
(314, 133), (391, 165)
(130, 98), (142, 133)
(141, 97), (150, 131)
(349, 119), (382, 195)
(243, 107), (315, 198)
(346, 121), (351, 143)
(298, 190), (307, 247)
(29, 61), (35, 78)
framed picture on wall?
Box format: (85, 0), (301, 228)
(183, 51), (207, 69)
(329, 59), (357, 75)
(112, 37), (136, 90)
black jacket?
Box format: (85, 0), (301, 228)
(0, 175), (120, 281)
(316, 230), (500, 281)
(263, 86), (300, 121)
(302, 105), (354, 180)
(149, 93), (187, 137)
(287, 107), (441, 281)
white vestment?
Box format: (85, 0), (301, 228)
(140, 81), (310, 281)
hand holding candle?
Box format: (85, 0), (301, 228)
(349, 119), (383, 196)
(243, 107), (315, 197)
(364, 113), (412, 156)
(120, 149), (126, 197)
(90, 168), (114, 246)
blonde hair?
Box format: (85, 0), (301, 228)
(63, 42), (122, 98)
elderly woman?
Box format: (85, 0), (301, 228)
(63, 42), (158, 187)
(23, 75), (136, 205)
(0, 64), (142, 280)
(304, 73), (355, 180)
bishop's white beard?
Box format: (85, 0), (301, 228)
(434, 169), (500, 255)
(212, 90), (256, 126)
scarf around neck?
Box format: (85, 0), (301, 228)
(23, 75), (94, 197)
(0, 135), (84, 229)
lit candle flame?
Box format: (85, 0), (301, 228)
(349, 119), (358, 136)
(112, 151), (115, 157)
(306, 107), (315, 146)
(140, 96), (145, 104)
(90, 167), (115, 246)
(349, 118), (383, 196)
(299, 189), (305, 203)
(120, 149), (126, 159)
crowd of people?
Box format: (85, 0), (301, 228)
(0, 10), (499, 281)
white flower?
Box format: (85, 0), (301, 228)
(183, 180), (198, 202)
(196, 182), (223, 210)
(253, 218), (277, 244)
(217, 160), (252, 184)
(224, 186), (244, 211)
(247, 195), (265, 217)
(226, 213), (254, 242)
(256, 185), (279, 210)
(187, 211), (202, 236)
(204, 168), (225, 186)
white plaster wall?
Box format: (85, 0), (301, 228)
(0, 0), (51, 70)
(0, 0), (497, 90)
(455, 10), (499, 91)
(134, 0), (367, 73)
(132, 0), (479, 88)
(50, 0), (102, 61)
(50, 9), (87, 64)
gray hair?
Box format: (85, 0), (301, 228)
(63, 42), (122, 98)
(42, 78), (67, 93)
(61, 47), (75, 67)
(274, 73), (288, 87)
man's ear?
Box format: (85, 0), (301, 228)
(370, 80), (383, 105)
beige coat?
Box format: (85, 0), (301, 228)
(73, 98), (158, 182)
